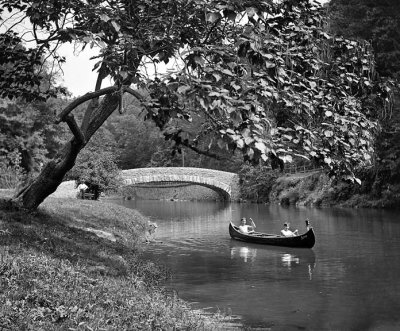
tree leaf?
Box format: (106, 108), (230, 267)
(223, 9), (237, 21)
(236, 139), (244, 149)
(254, 141), (268, 154)
(206, 12), (222, 23)
(111, 21), (120, 32)
(177, 85), (191, 94)
(99, 14), (110, 22)
(246, 7), (257, 18)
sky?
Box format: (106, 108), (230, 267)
(58, 43), (172, 97)
(58, 0), (330, 97)
(58, 44), (102, 97)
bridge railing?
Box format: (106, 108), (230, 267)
(261, 163), (323, 174)
(283, 163), (324, 174)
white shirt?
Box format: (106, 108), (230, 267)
(78, 183), (88, 191)
(239, 224), (253, 234)
(281, 229), (296, 237)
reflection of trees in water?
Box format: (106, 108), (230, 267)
(314, 259), (346, 283)
(158, 203), (233, 238)
(119, 199), (231, 219)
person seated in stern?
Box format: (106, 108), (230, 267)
(281, 222), (298, 237)
(238, 217), (256, 234)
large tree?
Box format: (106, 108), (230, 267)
(0, 0), (392, 210)
(328, 0), (400, 192)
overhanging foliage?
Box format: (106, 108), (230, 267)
(0, 0), (395, 209)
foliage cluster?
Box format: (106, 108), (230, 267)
(98, 96), (244, 171)
(328, 0), (400, 80)
(66, 136), (122, 195)
(0, 98), (70, 185)
(239, 165), (280, 203)
(0, 150), (25, 189)
(328, 0), (400, 199)
(0, 0), (395, 209)
(0, 32), (66, 101)
(143, 0), (393, 180)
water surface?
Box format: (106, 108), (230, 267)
(112, 199), (400, 330)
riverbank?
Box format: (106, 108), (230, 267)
(0, 190), (233, 330)
(268, 171), (400, 208)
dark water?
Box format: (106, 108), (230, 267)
(112, 199), (400, 330)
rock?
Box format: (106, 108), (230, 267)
(85, 227), (117, 242)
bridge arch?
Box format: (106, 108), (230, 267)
(121, 167), (240, 201)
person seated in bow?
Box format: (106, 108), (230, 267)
(238, 217), (256, 234)
(281, 222), (298, 237)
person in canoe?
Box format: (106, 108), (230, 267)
(305, 219), (311, 231)
(281, 222), (299, 237)
(238, 217), (256, 234)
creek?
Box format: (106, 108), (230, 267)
(112, 199), (400, 330)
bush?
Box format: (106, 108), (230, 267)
(239, 164), (280, 202)
(0, 150), (25, 189)
(67, 149), (122, 197)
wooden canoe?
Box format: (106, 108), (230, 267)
(229, 222), (315, 248)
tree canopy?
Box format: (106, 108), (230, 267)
(328, 0), (400, 80)
(328, 0), (400, 187)
(0, 0), (394, 209)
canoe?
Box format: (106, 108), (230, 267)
(229, 222), (315, 248)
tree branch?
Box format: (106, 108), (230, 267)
(81, 62), (109, 132)
(123, 86), (146, 101)
(202, 17), (222, 45)
(55, 86), (119, 124)
(65, 114), (86, 145)
(180, 140), (226, 160)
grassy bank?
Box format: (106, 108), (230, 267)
(0, 191), (230, 330)
(268, 172), (400, 208)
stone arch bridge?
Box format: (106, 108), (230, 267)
(121, 167), (240, 201)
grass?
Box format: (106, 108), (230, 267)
(0, 191), (232, 330)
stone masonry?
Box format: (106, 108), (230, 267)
(121, 167), (240, 201)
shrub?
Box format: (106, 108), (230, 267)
(0, 150), (25, 189)
(239, 164), (280, 202)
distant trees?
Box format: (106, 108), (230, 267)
(239, 165), (279, 203)
(0, 98), (70, 187)
(67, 147), (122, 200)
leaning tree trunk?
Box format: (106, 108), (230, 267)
(12, 92), (121, 210)
(12, 138), (83, 210)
